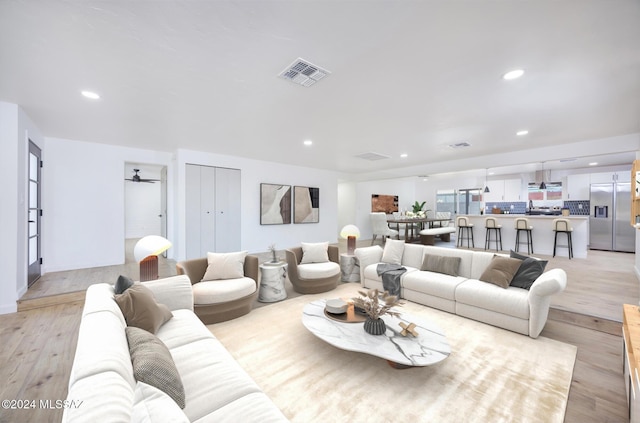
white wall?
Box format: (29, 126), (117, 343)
(0, 103), (44, 313)
(348, 177), (418, 239)
(0, 103), (20, 313)
(125, 166), (163, 238)
(42, 137), (174, 272)
(174, 149), (339, 259)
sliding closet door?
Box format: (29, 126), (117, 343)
(199, 165), (217, 255)
(214, 167), (241, 252)
(185, 164), (202, 259)
(185, 164), (241, 259)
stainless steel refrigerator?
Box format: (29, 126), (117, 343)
(590, 182), (635, 252)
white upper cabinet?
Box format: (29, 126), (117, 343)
(484, 179), (522, 202)
(566, 174), (591, 201)
(590, 170), (631, 183)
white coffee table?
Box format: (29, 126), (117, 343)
(302, 299), (450, 368)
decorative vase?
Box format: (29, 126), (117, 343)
(364, 317), (386, 335)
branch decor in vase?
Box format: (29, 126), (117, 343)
(267, 244), (279, 264)
(352, 289), (403, 335)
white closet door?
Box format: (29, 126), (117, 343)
(215, 167), (241, 252)
(185, 164), (202, 259)
(200, 165), (217, 255)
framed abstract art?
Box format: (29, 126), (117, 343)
(294, 186), (319, 223)
(260, 183), (292, 225)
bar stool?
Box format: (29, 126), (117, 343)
(484, 217), (503, 251)
(514, 217), (534, 254)
(552, 218), (573, 259)
(456, 216), (475, 248)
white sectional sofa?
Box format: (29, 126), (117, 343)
(355, 243), (567, 338)
(63, 275), (288, 423)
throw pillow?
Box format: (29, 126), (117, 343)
(126, 327), (186, 409)
(479, 255), (522, 289)
(300, 242), (330, 264)
(114, 275), (134, 295)
(381, 239), (405, 265)
(201, 251), (248, 281)
(509, 250), (548, 290)
(115, 283), (173, 334)
(421, 254), (462, 277)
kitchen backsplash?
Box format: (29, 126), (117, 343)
(563, 200), (590, 216)
(484, 200), (590, 215)
(484, 202), (527, 214)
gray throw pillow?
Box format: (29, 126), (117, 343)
(126, 326), (186, 409)
(115, 275), (134, 295)
(509, 250), (548, 290)
(479, 256), (522, 289)
(421, 254), (461, 277)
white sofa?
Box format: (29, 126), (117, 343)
(354, 244), (566, 338)
(63, 275), (288, 423)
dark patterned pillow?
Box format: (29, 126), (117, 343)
(509, 250), (548, 289)
(114, 275), (134, 295)
(126, 326), (185, 409)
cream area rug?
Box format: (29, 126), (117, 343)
(209, 284), (576, 423)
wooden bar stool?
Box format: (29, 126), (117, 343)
(456, 216), (475, 248)
(552, 218), (573, 259)
(484, 217), (503, 251)
(514, 217), (534, 254)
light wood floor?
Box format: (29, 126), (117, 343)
(1, 238), (635, 422)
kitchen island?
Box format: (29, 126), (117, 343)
(459, 214), (588, 258)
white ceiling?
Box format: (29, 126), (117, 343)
(1, 0), (639, 180)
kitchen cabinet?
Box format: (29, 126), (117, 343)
(591, 170), (631, 184)
(484, 179), (522, 202)
(565, 174), (591, 201)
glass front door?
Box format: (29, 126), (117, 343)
(28, 140), (42, 287)
(458, 188), (482, 215)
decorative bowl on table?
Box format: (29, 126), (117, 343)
(325, 298), (349, 314)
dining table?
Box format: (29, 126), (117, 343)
(386, 217), (453, 242)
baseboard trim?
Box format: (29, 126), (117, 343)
(549, 307), (621, 336)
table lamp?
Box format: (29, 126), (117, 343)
(340, 224), (360, 255)
(134, 235), (172, 281)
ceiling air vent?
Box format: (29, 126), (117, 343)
(448, 142), (472, 149)
(354, 152), (391, 161)
(278, 58), (330, 87)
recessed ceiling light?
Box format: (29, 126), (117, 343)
(516, 130), (529, 136)
(488, 172), (495, 176)
(589, 162), (598, 166)
(81, 90), (100, 100)
(502, 69), (524, 80)
(400, 153), (408, 158)
(303, 140), (313, 146)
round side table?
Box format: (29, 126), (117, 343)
(339, 254), (360, 283)
(258, 262), (288, 302)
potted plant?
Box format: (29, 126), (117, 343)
(352, 289), (403, 335)
(411, 201), (430, 218)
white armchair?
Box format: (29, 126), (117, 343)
(370, 212), (399, 245)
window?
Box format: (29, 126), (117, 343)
(528, 182), (563, 207)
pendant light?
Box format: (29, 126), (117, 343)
(484, 168), (490, 193)
(539, 162), (547, 190)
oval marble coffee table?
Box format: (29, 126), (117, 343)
(302, 299), (450, 368)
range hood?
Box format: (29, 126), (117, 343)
(534, 170), (550, 185)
